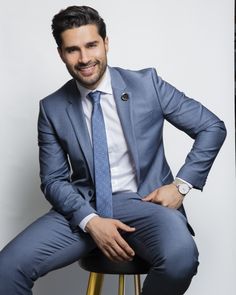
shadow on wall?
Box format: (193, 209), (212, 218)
(1, 137), (49, 243)
(34, 263), (89, 295)
(34, 263), (143, 295)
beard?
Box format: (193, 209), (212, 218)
(66, 58), (107, 89)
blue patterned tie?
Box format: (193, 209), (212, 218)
(88, 91), (113, 218)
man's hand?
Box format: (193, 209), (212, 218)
(85, 216), (135, 262)
(142, 183), (184, 209)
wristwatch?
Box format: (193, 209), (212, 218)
(173, 179), (191, 196)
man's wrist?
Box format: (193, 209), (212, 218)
(175, 177), (193, 189)
(173, 178), (192, 196)
(79, 213), (98, 232)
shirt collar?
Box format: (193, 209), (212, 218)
(76, 67), (112, 98)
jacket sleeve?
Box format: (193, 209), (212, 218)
(151, 68), (227, 190)
(38, 100), (97, 227)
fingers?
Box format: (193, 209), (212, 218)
(87, 217), (136, 262)
(115, 220), (136, 233)
(116, 235), (135, 258)
(142, 185), (185, 208)
(102, 246), (121, 262)
(142, 195), (153, 201)
(109, 220), (135, 261)
(106, 245), (133, 262)
(97, 231), (135, 262)
(142, 189), (157, 202)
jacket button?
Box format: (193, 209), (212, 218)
(88, 190), (93, 197)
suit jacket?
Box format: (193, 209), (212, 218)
(38, 67), (226, 228)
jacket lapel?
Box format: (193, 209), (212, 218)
(65, 80), (94, 182)
(109, 67), (140, 184)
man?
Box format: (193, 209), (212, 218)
(0, 5), (226, 295)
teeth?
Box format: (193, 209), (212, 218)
(80, 64), (95, 70)
(78, 64), (96, 76)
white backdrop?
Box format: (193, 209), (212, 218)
(0, 1), (235, 294)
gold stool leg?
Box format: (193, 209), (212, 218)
(118, 274), (125, 295)
(86, 272), (104, 295)
(134, 274), (141, 295)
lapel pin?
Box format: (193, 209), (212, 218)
(121, 93), (129, 101)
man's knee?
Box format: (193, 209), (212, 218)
(0, 247), (35, 285)
(143, 251), (199, 295)
(0, 250), (18, 285)
(156, 239), (199, 282)
(166, 250), (199, 282)
(0, 248), (36, 294)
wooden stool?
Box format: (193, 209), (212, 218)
(79, 249), (150, 295)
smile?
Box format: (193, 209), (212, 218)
(77, 63), (97, 76)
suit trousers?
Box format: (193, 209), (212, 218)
(0, 192), (199, 295)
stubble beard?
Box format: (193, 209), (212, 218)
(67, 58), (107, 89)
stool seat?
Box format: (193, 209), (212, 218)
(79, 248), (150, 295)
(79, 248), (150, 274)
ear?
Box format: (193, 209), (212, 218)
(104, 36), (109, 53)
(57, 47), (65, 63)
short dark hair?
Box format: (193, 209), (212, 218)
(52, 6), (106, 47)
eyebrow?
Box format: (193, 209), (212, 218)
(64, 40), (99, 51)
(86, 40), (99, 46)
(64, 45), (79, 51)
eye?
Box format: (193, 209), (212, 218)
(66, 47), (77, 53)
(87, 42), (98, 48)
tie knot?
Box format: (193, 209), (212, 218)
(88, 91), (101, 104)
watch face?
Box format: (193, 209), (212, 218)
(179, 183), (190, 195)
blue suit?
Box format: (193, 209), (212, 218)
(0, 67), (226, 294)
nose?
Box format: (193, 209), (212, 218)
(79, 49), (90, 64)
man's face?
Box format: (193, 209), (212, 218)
(58, 25), (108, 90)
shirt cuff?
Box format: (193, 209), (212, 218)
(79, 213), (98, 232)
(175, 177), (193, 189)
